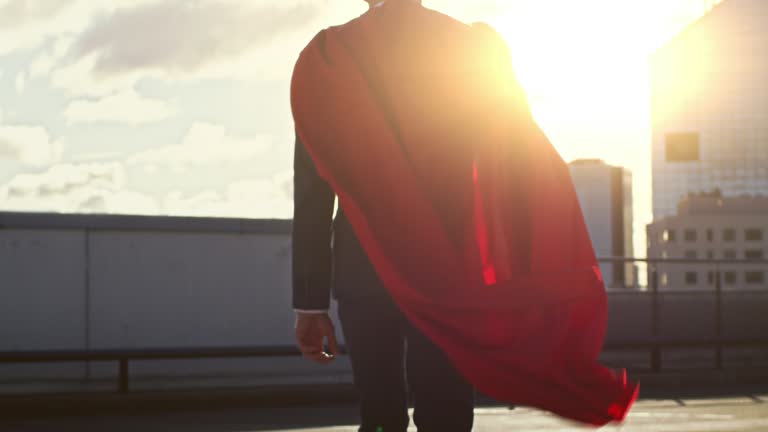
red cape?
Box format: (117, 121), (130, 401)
(291, 1), (638, 425)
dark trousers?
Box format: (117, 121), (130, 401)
(338, 293), (475, 432)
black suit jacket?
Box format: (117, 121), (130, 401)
(292, 135), (384, 310)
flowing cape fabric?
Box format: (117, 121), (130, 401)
(290, 1), (638, 426)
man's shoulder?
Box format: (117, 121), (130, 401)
(293, 5), (495, 69)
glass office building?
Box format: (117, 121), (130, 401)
(650, 0), (768, 219)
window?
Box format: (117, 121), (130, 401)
(685, 272), (698, 285)
(706, 229), (714, 242)
(661, 273), (669, 287)
(666, 132), (700, 162)
(685, 250), (698, 259)
(723, 228), (736, 242)
(745, 228), (763, 241)
(745, 271), (765, 284)
(706, 250), (714, 259)
(684, 229), (697, 242)
(707, 271), (714, 285)
(724, 271), (738, 285)
(723, 249), (737, 259)
(745, 249), (764, 260)
(663, 229), (677, 242)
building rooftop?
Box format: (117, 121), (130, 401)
(0, 211), (292, 234)
(677, 192), (768, 216)
(2, 393), (768, 432)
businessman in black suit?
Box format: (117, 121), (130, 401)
(291, 1), (475, 431)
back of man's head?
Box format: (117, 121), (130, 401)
(364, 0), (422, 5)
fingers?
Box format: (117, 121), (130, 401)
(297, 335), (335, 364)
(297, 342), (336, 364)
(326, 330), (340, 357)
(299, 345), (335, 364)
(294, 314), (338, 364)
(300, 347), (334, 364)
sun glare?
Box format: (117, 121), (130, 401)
(489, 2), (664, 157)
(487, 0), (721, 257)
(488, 0), (721, 154)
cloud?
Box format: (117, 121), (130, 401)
(5, 162), (124, 197)
(0, 125), (62, 166)
(49, 0), (324, 95)
(64, 89), (175, 125)
(163, 172), (293, 218)
(28, 36), (74, 78)
(0, 161), (293, 217)
(15, 73), (27, 93)
(50, 50), (145, 96)
(128, 122), (271, 166)
(77, 0), (321, 77)
(0, 1), (77, 26)
(0, 0), (77, 55)
(0, 0), (159, 56)
(0, 161), (160, 214)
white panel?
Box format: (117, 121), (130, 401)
(88, 231), (297, 349)
(0, 229), (86, 351)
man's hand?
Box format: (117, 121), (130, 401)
(295, 312), (339, 364)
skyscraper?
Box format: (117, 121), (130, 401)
(650, 0), (768, 219)
(569, 159), (635, 288)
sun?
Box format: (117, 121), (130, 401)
(485, 0), (720, 259)
(484, 0), (721, 159)
(487, 1), (657, 138)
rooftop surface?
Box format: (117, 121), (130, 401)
(3, 390), (768, 432)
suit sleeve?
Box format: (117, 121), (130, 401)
(292, 133), (336, 310)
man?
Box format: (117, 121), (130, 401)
(291, 0), (637, 429)
(292, 3), (475, 430)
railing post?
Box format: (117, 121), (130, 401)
(715, 267), (723, 370)
(119, 358), (129, 393)
(650, 267), (661, 372)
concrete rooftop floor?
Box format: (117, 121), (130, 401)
(2, 392), (767, 432)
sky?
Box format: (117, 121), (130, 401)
(0, 0), (721, 255)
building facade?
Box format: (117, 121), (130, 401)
(569, 159), (635, 288)
(647, 193), (768, 290)
(650, 0), (768, 219)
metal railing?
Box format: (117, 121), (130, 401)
(1, 257), (766, 394)
(598, 257), (768, 371)
(3, 340), (767, 395)
(0, 346), (309, 394)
